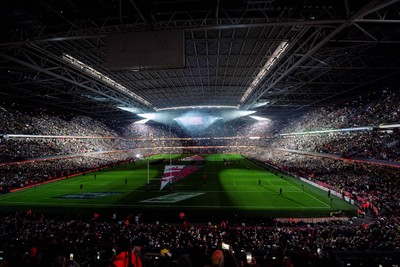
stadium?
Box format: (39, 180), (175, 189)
(0, 0), (399, 266)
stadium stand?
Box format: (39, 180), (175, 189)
(1, 0), (400, 265)
(0, 89), (399, 266)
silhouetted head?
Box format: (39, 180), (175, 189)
(211, 250), (224, 267)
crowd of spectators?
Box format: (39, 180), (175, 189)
(1, 107), (274, 164)
(1, 88), (400, 266)
(0, 106), (117, 136)
(0, 138), (129, 163)
(280, 90), (399, 133)
(0, 211), (398, 267)
(0, 152), (136, 192)
(0, 106), (124, 162)
(270, 130), (400, 162)
(2, 89), (399, 164)
(248, 149), (400, 218)
(269, 89), (400, 162)
(0, 106), (188, 163)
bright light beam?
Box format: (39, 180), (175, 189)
(118, 106), (140, 114)
(222, 110), (256, 122)
(249, 115), (270, 121)
(134, 119), (150, 124)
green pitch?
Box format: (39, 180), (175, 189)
(0, 154), (356, 219)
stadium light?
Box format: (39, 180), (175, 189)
(240, 41), (289, 103)
(62, 53), (152, 107)
(377, 124), (400, 129)
(251, 101), (270, 108)
(138, 112), (176, 125)
(134, 119), (150, 124)
(222, 110), (256, 122)
(138, 113), (158, 119)
(249, 115), (270, 121)
(118, 106), (140, 114)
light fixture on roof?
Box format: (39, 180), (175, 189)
(62, 53), (152, 107)
(117, 106), (140, 114)
(249, 115), (270, 121)
(134, 119), (150, 124)
(155, 105), (240, 111)
(138, 113), (158, 119)
(377, 124), (400, 129)
(240, 41), (289, 103)
(252, 100), (270, 108)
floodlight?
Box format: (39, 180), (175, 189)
(138, 113), (158, 119)
(138, 112), (174, 124)
(378, 124), (400, 129)
(240, 41), (289, 103)
(134, 119), (150, 124)
(250, 115), (269, 121)
(62, 53), (152, 107)
(223, 110), (256, 122)
(118, 106), (140, 114)
(252, 101), (270, 108)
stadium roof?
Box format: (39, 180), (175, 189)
(1, 0), (400, 121)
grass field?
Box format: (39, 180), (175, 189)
(0, 154), (356, 221)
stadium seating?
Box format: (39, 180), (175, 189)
(0, 89), (399, 266)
